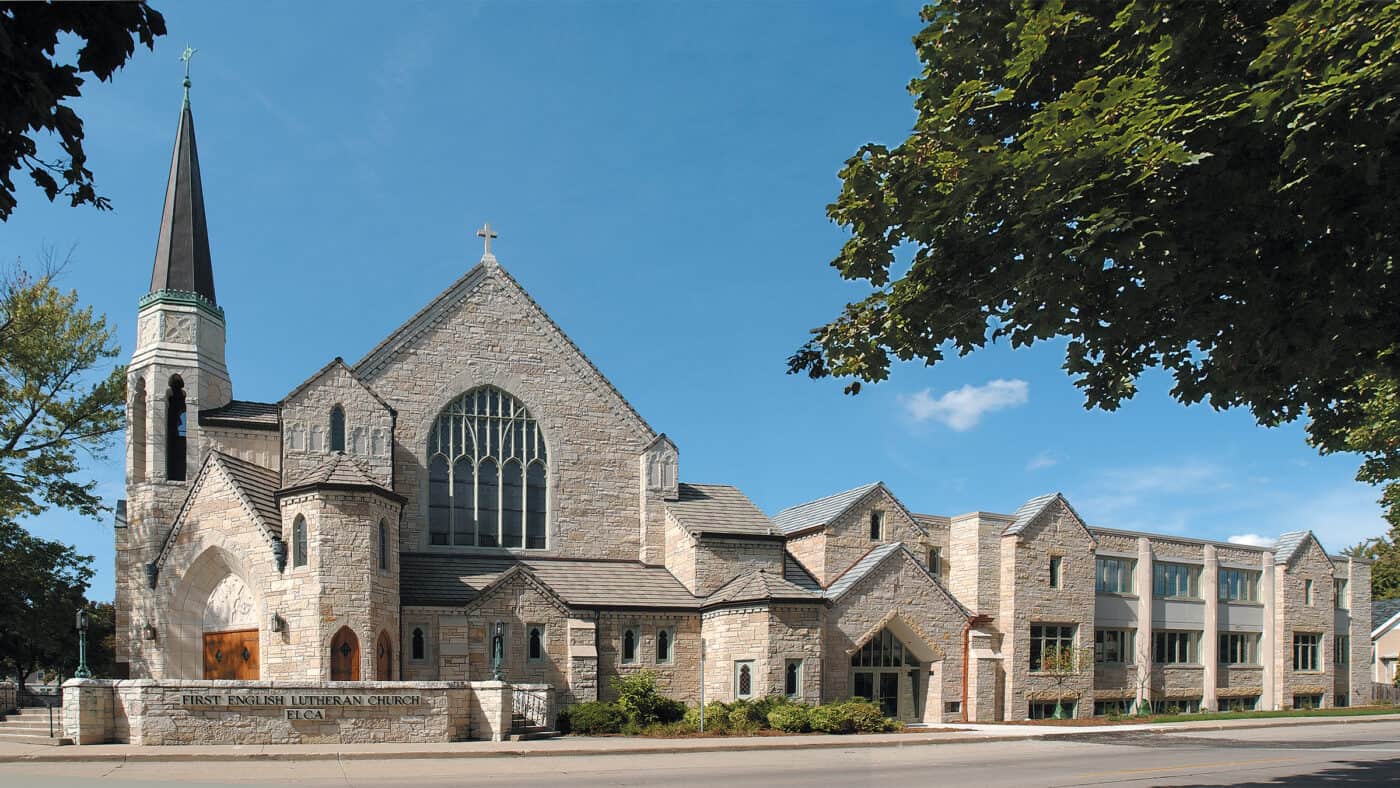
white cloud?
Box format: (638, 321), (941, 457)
(1026, 452), (1059, 471)
(901, 379), (1029, 431)
(1227, 533), (1275, 548)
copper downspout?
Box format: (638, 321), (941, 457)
(961, 614), (991, 723)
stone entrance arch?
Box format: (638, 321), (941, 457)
(847, 614), (945, 724)
(169, 546), (261, 678)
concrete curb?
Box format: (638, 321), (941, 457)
(2, 713), (1397, 764)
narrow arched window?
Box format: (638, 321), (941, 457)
(292, 515), (308, 567)
(166, 375), (186, 481)
(131, 378), (147, 482)
(378, 519), (389, 571)
(426, 387), (548, 549)
(329, 405), (346, 452)
(622, 629), (637, 664)
(411, 627), (425, 661)
(656, 628), (671, 663)
(528, 625), (543, 661)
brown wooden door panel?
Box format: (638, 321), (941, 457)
(330, 627), (360, 681)
(203, 629), (259, 680)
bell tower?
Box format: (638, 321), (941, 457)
(116, 51), (232, 677)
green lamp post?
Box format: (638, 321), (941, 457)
(74, 608), (92, 679)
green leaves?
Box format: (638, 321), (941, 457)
(0, 264), (126, 523)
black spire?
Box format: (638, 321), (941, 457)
(149, 77), (215, 304)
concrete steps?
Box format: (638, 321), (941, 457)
(0, 707), (70, 745)
(510, 712), (558, 741)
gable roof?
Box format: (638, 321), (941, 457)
(665, 483), (777, 538)
(155, 452), (282, 569)
(783, 552), (822, 592)
(1002, 492), (1096, 546)
(771, 481), (928, 538)
(277, 451), (405, 503)
(350, 260), (653, 440)
(398, 554), (697, 609)
(198, 400), (279, 431)
(462, 564), (571, 617)
(822, 542), (971, 617)
(1272, 531), (1324, 565)
(1374, 598), (1400, 639)
(702, 568), (822, 609)
(282, 357), (395, 414)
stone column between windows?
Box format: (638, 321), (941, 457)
(1260, 551), (1276, 711)
(1135, 537), (1153, 712)
(1201, 544), (1219, 711)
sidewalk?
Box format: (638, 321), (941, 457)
(1, 712), (1396, 764)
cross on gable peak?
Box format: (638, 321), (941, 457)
(476, 222), (498, 259)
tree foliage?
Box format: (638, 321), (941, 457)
(791, 0), (1399, 421)
(0, 261), (126, 523)
(0, 520), (94, 691)
(0, 1), (166, 220)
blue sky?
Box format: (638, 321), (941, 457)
(7, 1), (1387, 601)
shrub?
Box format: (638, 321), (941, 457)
(560, 701), (626, 735)
(839, 701), (891, 733)
(610, 671), (685, 727)
(687, 702), (733, 733)
(751, 694), (789, 721)
(809, 704), (854, 734)
(767, 704), (811, 732)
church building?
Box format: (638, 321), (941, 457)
(104, 81), (1373, 743)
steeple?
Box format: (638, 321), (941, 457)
(149, 47), (215, 305)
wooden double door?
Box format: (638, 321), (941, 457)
(203, 629), (259, 680)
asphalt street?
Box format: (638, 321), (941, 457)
(2, 721), (1399, 787)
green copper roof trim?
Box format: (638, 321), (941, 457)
(139, 289), (225, 318)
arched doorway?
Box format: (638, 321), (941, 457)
(200, 574), (259, 680)
(169, 546), (261, 679)
(375, 631), (394, 680)
(331, 626), (360, 681)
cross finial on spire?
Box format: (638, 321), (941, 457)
(180, 46), (198, 105)
(476, 222), (498, 259)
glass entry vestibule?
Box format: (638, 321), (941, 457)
(850, 628), (922, 718)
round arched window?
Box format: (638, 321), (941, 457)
(427, 387), (547, 548)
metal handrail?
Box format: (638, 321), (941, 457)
(512, 687), (550, 730)
(17, 686), (63, 738)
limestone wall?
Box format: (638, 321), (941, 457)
(355, 266), (655, 560)
(597, 612), (702, 704)
(281, 361), (394, 487)
(663, 512), (698, 592)
(822, 488), (928, 585)
(701, 607), (770, 701)
(785, 532), (825, 584)
(693, 537), (784, 596)
(1276, 538), (1336, 707)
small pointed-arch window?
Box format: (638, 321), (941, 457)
(292, 515), (308, 567)
(330, 405), (346, 452)
(411, 627), (425, 661)
(622, 628), (637, 664)
(528, 625), (544, 662)
(656, 628), (673, 664)
(166, 375), (186, 481)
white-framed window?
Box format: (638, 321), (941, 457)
(1334, 635), (1349, 666)
(1094, 629), (1132, 664)
(1095, 557), (1134, 594)
(621, 627), (638, 664)
(528, 624), (545, 662)
(1335, 578), (1349, 609)
(1029, 624), (1075, 671)
(1153, 562), (1199, 598)
(409, 626), (427, 661)
(656, 627), (674, 664)
(1219, 633), (1259, 665)
(1218, 568), (1259, 602)
(734, 660), (755, 699)
(869, 511), (884, 541)
(1049, 556), (1063, 589)
(292, 515), (308, 568)
(426, 387), (548, 549)
(1293, 632), (1321, 671)
(1153, 630), (1197, 664)
(784, 659), (802, 698)
(1304, 579), (1315, 606)
(927, 548), (941, 576)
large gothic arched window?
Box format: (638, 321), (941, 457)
(427, 387), (547, 549)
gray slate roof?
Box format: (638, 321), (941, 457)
(1273, 531), (1311, 564)
(665, 483), (777, 537)
(150, 100), (216, 304)
(823, 542), (904, 599)
(783, 553), (821, 592)
(199, 400), (279, 431)
(771, 482), (881, 535)
(215, 453), (282, 537)
(1375, 599), (1400, 633)
(280, 452), (402, 501)
(399, 554), (698, 609)
(1003, 492), (1093, 543)
(703, 568), (821, 609)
